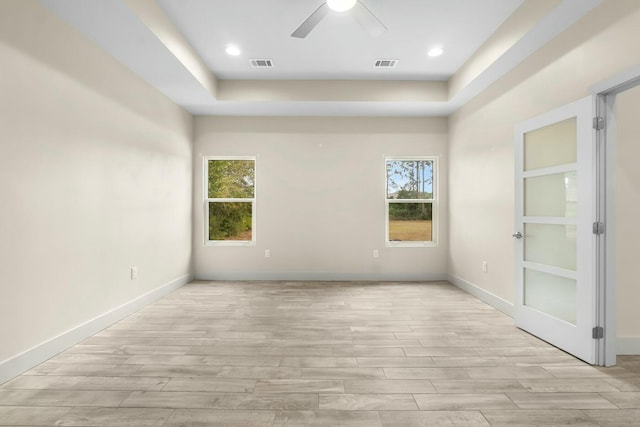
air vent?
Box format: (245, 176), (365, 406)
(374, 59), (398, 68)
(250, 59), (273, 68)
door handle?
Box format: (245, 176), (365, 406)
(512, 232), (524, 239)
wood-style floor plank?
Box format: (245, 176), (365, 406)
(1, 280), (639, 426)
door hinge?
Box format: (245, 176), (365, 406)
(592, 222), (605, 235)
(592, 326), (604, 339)
(593, 116), (605, 130)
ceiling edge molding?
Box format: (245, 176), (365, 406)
(449, 0), (562, 99)
(186, 101), (451, 117)
(448, 0), (603, 110)
(38, 0), (216, 106)
(123, 0), (218, 97)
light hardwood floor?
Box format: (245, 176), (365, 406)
(1, 281), (639, 426)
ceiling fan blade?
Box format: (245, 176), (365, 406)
(352, 1), (387, 38)
(291, 3), (330, 38)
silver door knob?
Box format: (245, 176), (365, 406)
(512, 232), (523, 239)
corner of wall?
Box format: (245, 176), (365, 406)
(447, 274), (514, 317)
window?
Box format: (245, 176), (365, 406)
(385, 157), (437, 247)
(205, 157), (255, 245)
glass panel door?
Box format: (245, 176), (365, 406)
(514, 96), (597, 364)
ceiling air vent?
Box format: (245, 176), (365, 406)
(250, 59), (274, 68)
(374, 59), (398, 68)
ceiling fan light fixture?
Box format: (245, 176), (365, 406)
(327, 0), (357, 12)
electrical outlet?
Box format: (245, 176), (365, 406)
(131, 266), (138, 280)
(482, 261), (488, 273)
(265, 249), (271, 258)
(373, 250), (379, 258)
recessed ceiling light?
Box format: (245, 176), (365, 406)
(327, 0), (357, 12)
(225, 45), (241, 56)
(427, 47), (444, 58)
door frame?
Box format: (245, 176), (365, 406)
(591, 65), (640, 366)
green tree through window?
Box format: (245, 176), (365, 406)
(206, 158), (255, 243)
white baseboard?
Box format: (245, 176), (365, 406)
(447, 274), (514, 317)
(195, 271), (449, 282)
(0, 273), (192, 385)
(617, 337), (640, 355)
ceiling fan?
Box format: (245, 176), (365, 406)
(291, 0), (387, 39)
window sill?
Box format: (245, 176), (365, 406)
(205, 241), (256, 247)
(386, 241), (437, 248)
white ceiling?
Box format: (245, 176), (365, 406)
(38, 0), (602, 116)
(156, 0), (522, 81)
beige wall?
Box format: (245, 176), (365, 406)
(449, 0), (640, 318)
(0, 0), (193, 366)
(615, 84), (640, 345)
(2, 0), (639, 373)
(194, 117), (448, 281)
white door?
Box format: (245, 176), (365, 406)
(514, 96), (598, 364)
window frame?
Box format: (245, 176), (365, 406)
(385, 156), (438, 248)
(204, 155), (256, 247)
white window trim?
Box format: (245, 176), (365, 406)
(385, 156), (438, 248)
(204, 155), (256, 247)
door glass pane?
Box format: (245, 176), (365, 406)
(524, 268), (576, 324)
(524, 223), (576, 271)
(525, 171), (577, 217)
(524, 118), (576, 171)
